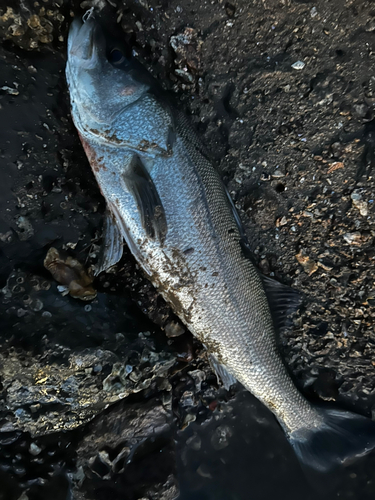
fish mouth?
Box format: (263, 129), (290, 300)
(67, 15), (105, 67)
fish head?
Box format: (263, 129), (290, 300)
(66, 16), (149, 133)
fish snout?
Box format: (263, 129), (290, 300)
(67, 16), (105, 67)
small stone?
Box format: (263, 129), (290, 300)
(343, 232), (362, 245)
(30, 299), (43, 312)
(276, 216), (288, 227)
(310, 6), (317, 17)
(365, 19), (375, 32)
(302, 211), (314, 218)
(16, 216), (34, 240)
(29, 443), (42, 456)
(291, 60), (305, 70)
(211, 425), (233, 450)
(182, 413), (196, 428)
(295, 250), (318, 275)
(164, 320), (185, 338)
(353, 103), (368, 118)
(1, 86), (19, 95)
(327, 161), (344, 174)
(351, 190), (368, 216)
(16, 492), (29, 500)
(272, 169), (285, 178)
(180, 391), (195, 407)
(188, 370), (205, 391)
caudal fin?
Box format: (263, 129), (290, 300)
(288, 408), (375, 472)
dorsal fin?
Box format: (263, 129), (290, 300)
(223, 186), (301, 332)
(261, 274), (301, 333)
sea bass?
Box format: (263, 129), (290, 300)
(66, 14), (375, 471)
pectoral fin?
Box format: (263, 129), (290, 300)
(208, 353), (237, 390)
(122, 155), (167, 243)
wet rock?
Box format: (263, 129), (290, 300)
(102, 348), (176, 396)
(0, 304), (176, 436)
(71, 395), (179, 500)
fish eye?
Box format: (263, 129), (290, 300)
(109, 48), (126, 65)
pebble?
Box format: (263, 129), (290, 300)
(180, 391), (195, 407)
(295, 250), (318, 275)
(343, 232), (362, 245)
(210, 425), (233, 450)
(1, 85), (19, 95)
(365, 19), (375, 32)
(164, 320), (185, 338)
(276, 216), (288, 227)
(30, 299), (43, 312)
(188, 369), (206, 391)
(29, 443), (42, 456)
(16, 216), (34, 240)
(291, 60), (305, 70)
(351, 189), (368, 216)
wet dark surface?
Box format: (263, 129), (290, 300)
(2, 0), (375, 499)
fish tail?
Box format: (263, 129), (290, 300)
(288, 408), (375, 472)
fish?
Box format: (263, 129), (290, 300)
(65, 13), (375, 472)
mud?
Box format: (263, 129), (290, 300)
(1, 0), (375, 499)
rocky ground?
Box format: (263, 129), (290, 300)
(1, 0), (375, 499)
